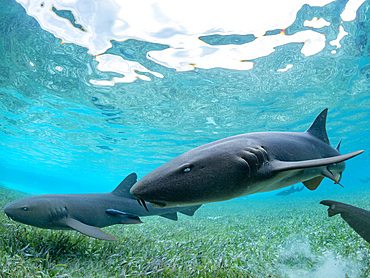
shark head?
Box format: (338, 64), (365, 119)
(4, 196), (66, 229)
(130, 141), (257, 208)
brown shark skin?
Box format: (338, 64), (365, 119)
(130, 109), (363, 208)
(320, 200), (370, 244)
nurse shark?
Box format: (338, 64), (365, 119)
(3, 173), (201, 241)
(275, 185), (304, 196)
(130, 109), (363, 208)
(321, 200), (370, 244)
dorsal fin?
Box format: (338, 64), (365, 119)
(305, 108), (330, 145)
(111, 173), (137, 198)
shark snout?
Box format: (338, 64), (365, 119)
(3, 203), (16, 221)
(130, 183), (168, 209)
(4, 203), (11, 216)
(3, 199), (34, 224)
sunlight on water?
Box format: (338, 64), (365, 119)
(16, 0), (365, 85)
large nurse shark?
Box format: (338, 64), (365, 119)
(320, 200), (370, 244)
(130, 109), (363, 208)
(3, 173), (201, 241)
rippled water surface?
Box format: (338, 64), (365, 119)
(0, 0), (369, 197)
(1, 0), (370, 276)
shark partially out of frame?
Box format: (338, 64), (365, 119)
(321, 200), (370, 244)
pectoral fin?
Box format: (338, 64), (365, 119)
(160, 212), (178, 221)
(303, 177), (324, 190)
(320, 200), (370, 243)
(59, 218), (118, 241)
(270, 150), (363, 172)
(178, 205), (202, 216)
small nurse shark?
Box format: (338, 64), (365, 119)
(3, 173), (201, 241)
(275, 185), (304, 196)
(130, 109), (363, 208)
(320, 200), (370, 244)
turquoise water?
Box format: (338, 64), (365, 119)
(0, 0), (370, 276)
(0, 0), (369, 199)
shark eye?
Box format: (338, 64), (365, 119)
(22, 207), (28, 211)
(182, 164), (194, 173)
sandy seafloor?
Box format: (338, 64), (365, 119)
(1, 183), (369, 278)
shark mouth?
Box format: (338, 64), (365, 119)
(147, 201), (167, 208)
(136, 198), (168, 210)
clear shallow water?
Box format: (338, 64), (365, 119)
(0, 1), (370, 277)
(0, 0), (369, 200)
